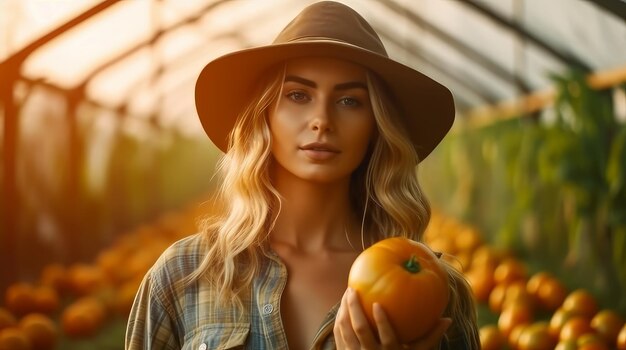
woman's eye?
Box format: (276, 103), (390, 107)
(286, 91), (309, 103)
(338, 97), (361, 107)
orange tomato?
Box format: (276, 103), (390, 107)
(39, 264), (69, 295)
(535, 277), (567, 311)
(517, 322), (557, 350)
(562, 289), (598, 319)
(489, 281), (533, 314)
(4, 283), (36, 317)
(0, 309), (16, 331)
(526, 271), (553, 297)
(454, 228), (482, 254)
(19, 313), (57, 350)
(577, 333), (609, 350)
(470, 245), (501, 269)
(559, 316), (593, 342)
(479, 324), (506, 350)
(448, 251), (471, 272)
(493, 258), (527, 285)
(508, 323), (528, 349)
(348, 237), (449, 343)
(498, 302), (533, 338)
(0, 327), (31, 350)
(503, 282), (535, 311)
(488, 283), (508, 314)
(61, 297), (107, 338)
(550, 307), (581, 338)
(465, 266), (495, 303)
(554, 339), (578, 350)
(32, 287), (60, 315)
(113, 278), (143, 316)
(66, 264), (106, 297)
(590, 309), (624, 344)
(96, 249), (128, 284)
(617, 322), (626, 350)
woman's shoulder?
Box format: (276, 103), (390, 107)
(147, 232), (209, 283)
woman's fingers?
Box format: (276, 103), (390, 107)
(346, 288), (379, 348)
(372, 303), (399, 348)
(335, 288), (450, 350)
(334, 288), (360, 348)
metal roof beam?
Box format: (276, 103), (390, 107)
(382, 0), (531, 94)
(459, 0), (591, 72)
(378, 31), (499, 108)
(0, 0), (118, 69)
(82, 0), (232, 85)
(590, 0), (626, 21)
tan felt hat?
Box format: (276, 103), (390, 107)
(195, 1), (455, 161)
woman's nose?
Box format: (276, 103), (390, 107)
(309, 103), (333, 132)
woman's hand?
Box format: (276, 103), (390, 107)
(334, 288), (451, 349)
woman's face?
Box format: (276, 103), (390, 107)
(268, 57), (376, 184)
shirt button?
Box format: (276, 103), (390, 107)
(199, 343), (207, 350)
(262, 303), (274, 315)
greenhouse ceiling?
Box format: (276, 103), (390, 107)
(1, 0), (625, 137)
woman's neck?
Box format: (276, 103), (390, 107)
(270, 174), (358, 253)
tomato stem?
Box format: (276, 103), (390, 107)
(404, 254), (421, 273)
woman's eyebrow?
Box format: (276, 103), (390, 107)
(334, 81), (367, 91)
(284, 75), (367, 91)
(285, 75), (316, 87)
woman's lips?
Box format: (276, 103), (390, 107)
(300, 142), (340, 161)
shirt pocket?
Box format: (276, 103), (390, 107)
(183, 322), (250, 350)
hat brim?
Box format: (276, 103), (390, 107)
(194, 40), (454, 161)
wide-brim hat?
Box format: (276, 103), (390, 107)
(195, 1), (455, 161)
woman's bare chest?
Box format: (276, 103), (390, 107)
(278, 251), (357, 350)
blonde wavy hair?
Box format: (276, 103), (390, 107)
(189, 63), (478, 348)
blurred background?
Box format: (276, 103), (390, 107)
(1, 0), (625, 349)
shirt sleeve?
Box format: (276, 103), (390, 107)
(125, 272), (180, 350)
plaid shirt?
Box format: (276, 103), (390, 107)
(125, 233), (337, 350)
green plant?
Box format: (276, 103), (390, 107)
(420, 69), (626, 313)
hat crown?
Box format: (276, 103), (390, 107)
(273, 1), (387, 57)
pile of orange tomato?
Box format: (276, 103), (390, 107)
(2, 204), (625, 350)
(0, 201), (210, 349)
(424, 212), (626, 350)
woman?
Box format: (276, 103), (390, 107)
(126, 1), (479, 349)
